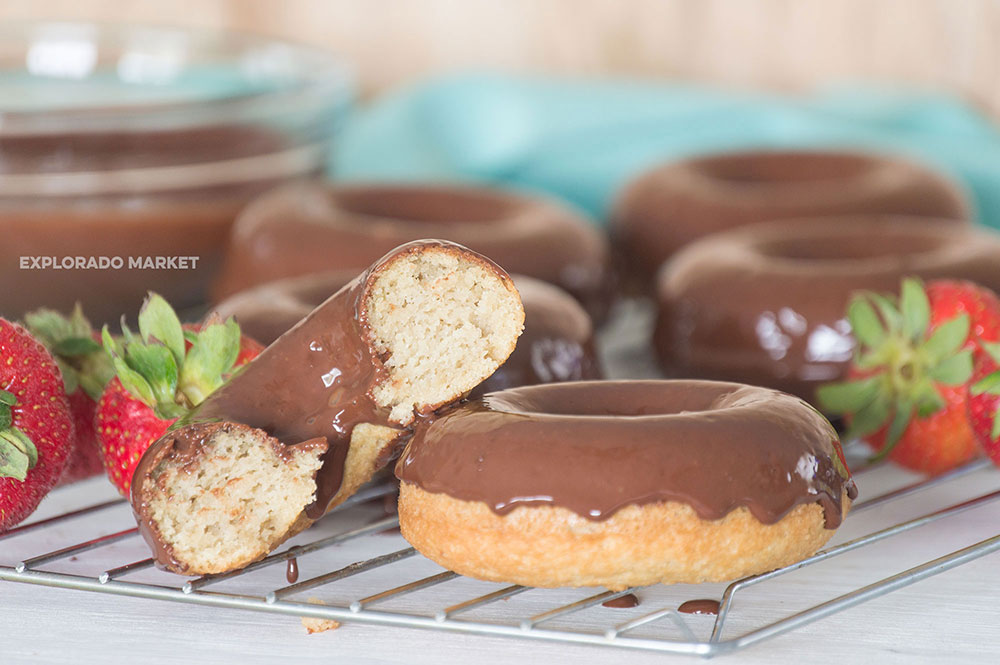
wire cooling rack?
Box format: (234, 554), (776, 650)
(4, 302), (1000, 658)
(2, 451), (999, 659)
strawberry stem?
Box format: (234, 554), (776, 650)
(818, 277), (974, 458)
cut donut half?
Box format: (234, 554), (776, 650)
(132, 241), (524, 574)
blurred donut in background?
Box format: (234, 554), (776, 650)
(613, 150), (971, 290)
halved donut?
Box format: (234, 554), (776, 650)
(132, 240), (524, 574)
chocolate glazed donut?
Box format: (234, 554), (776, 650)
(212, 272), (603, 392)
(655, 217), (1000, 405)
(395, 380), (856, 588)
(212, 182), (614, 321)
(612, 150), (971, 288)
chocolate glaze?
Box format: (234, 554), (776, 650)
(613, 150), (970, 289)
(603, 594), (640, 609)
(286, 557), (300, 584)
(213, 272), (603, 393)
(678, 599), (720, 615)
(212, 182), (614, 321)
(396, 381), (856, 529)
(655, 217), (1000, 404)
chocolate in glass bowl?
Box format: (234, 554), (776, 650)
(0, 21), (352, 322)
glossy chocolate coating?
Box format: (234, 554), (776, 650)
(612, 150), (970, 288)
(655, 217), (1000, 404)
(212, 272), (602, 393)
(212, 182), (614, 321)
(396, 381), (856, 529)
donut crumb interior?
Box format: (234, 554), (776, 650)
(143, 427), (324, 574)
(367, 246), (524, 424)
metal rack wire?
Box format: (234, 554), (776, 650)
(2, 454), (999, 659)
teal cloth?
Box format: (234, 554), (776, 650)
(334, 73), (1000, 228)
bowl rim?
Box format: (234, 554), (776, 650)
(0, 19), (354, 134)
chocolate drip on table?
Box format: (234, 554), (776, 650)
(602, 594), (640, 609)
(678, 599), (720, 615)
(396, 381), (857, 528)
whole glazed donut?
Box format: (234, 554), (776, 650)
(212, 272), (603, 393)
(395, 380), (856, 588)
(655, 217), (1000, 404)
(213, 182), (614, 321)
(612, 150), (970, 286)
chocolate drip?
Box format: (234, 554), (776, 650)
(678, 599), (720, 615)
(286, 557), (299, 584)
(396, 381), (856, 529)
(603, 594), (640, 609)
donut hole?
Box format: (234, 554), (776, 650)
(695, 152), (875, 186)
(485, 381), (740, 418)
(336, 186), (519, 225)
(757, 231), (947, 263)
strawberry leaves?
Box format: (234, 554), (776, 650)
(817, 277), (974, 456)
(101, 292), (248, 420)
(23, 304), (113, 400)
(0, 388), (39, 482)
(138, 293), (186, 367)
(179, 316), (241, 405)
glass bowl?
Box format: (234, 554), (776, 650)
(0, 21), (353, 322)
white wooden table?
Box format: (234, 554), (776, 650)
(4, 302), (1000, 664)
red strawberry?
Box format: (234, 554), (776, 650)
(968, 341), (1000, 466)
(96, 377), (175, 494)
(924, 280), (1000, 343)
(817, 278), (1000, 475)
(95, 293), (262, 495)
(23, 305), (114, 484)
(0, 320), (75, 531)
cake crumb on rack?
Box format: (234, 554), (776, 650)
(301, 598), (341, 634)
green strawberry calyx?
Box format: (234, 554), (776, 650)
(816, 277), (973, 460)
(102, 292), (244, 420)
(0, 388), (39, 481)
(970, 340), (1000, 441)
(23, 304), (114, 401)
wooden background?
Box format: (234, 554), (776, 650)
(2, 0), (999, 112)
